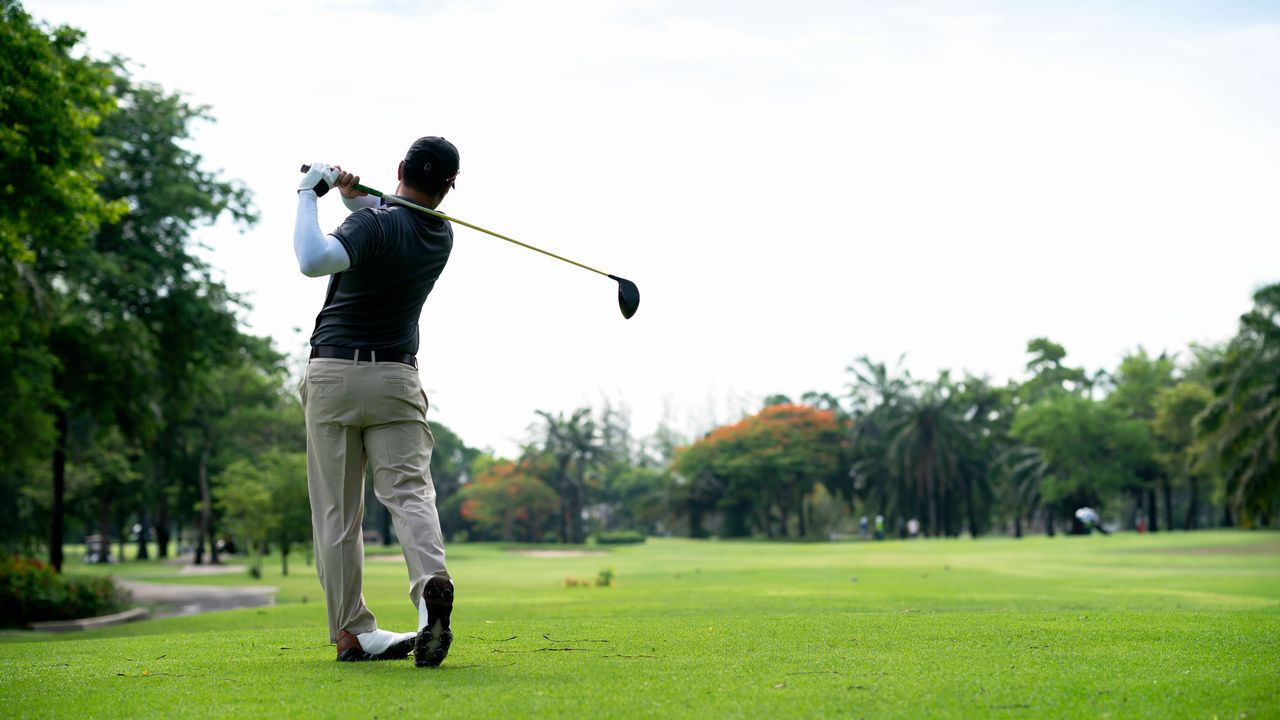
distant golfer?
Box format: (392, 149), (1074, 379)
(1074, 506), (1109, 535)
(294, 138), (459, 667)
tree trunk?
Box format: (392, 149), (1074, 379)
(964, 477), (978, 539)
(194, 514), (205, 564)
(556, 459), (572, 543)
(137, 505), (150, 560)
(156, 500), (170, 558)
(689, 509), (705, 538)
(98, 499), (113, 564)
(926, 467), (938, 538)
(1014, 514), (1023, 538)
(380, 504), (392, 546)
(796, 492), (807, 539)
(50, 410), (68, 573)
(281, 536), (290, 576)
(1162, 477), (1174, 533)
(1145, 488), (1159, 532)
(567, 473), (586, 544)
(1044, 507), (1055, 537)
(1184, 476), (1199, 530)
(198, 431), (218, 563)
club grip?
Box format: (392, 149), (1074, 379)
(300, 164), (311, 172)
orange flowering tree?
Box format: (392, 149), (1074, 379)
(674, 404), (846, 538)
(457, 458), (559, 542)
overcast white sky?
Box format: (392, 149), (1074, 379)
(32, 0), (1280, 456)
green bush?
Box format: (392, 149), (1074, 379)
(0, 554), (130, 627)
(591, 530), (646, 545)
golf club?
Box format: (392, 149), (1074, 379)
(300, 165), (640, 319)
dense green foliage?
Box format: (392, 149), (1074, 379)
(1200, 284), (1280, 527)
(590, 529), (646, 544)
(2, 532), (1276, 718)
(0, 3), (285, 573)
(0, 554), (127, 626)
(0, 0), (124, 521)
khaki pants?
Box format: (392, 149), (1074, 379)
(301, 356), (449, 643)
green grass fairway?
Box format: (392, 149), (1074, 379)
(3, 532), (1278, 718)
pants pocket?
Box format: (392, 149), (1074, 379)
(308, 375), (343, 398)
(382, 375), (417, 399)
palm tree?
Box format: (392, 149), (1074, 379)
(1199, 283), (1280, 525)
(534, 408), (602, 543)
(886, 374), (972, 537)
(845, 357), (911, 519)
(996, 445), (1049, 537)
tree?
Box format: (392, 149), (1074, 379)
(532, 408), (603, 543)
(600, 466), (673, 534)
(1020, 337), (1089, 404)
(1012, 393), (1155, 532)
(0, 15), (256, 567)
(949, 374), (1011, 537)
(0, 2), (125, 568)
(673, 404), (844, 538)
(995, 445), (1048, 537)
(185, 341), (286, 564)
(844, 356), (911, 521)
(425, 422), (478, 543)
(886, 374), (974, 537)
(213, 459), (275, 578)
(91, 66), (255, 561)
(213, 449), (308, 577)
(456, 459), (558, 542)
(1107, 349), (1177, 530)
(1153, 381), (1214, 529)
(1199, 283), (1280, 526)
(262, 450), (310, 576)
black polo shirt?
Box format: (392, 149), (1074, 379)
(308, 199), (453, 355)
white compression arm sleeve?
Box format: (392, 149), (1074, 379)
(342, 193), (380, 212)
(294, 190), (352, 277)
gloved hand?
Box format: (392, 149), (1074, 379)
(299, 163), (340, 197)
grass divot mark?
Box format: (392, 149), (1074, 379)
(466, 635), (518, 642)
(603, 654), (657, 659)
(492, 647), (591, 653)
(542, 634), (609, 643)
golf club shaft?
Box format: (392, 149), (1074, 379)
(303, 166), (609, 278)
(367, 186), (610, 278)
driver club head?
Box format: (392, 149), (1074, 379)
(609, 275), (640, 319)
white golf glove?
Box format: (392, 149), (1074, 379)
(299, 162), (340, 197)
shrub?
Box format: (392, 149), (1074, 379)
(0, 554), (130, 627)
(591, 530), (646, 545)
(596, 567), (614, 587)
(563, 568), (616, 588)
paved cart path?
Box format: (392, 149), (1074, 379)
(119, 579), (277, 618)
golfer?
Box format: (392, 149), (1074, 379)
(293, 137), (459, 667)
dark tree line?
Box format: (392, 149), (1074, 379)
(1, 3), (300, 569)
(452, 291), (1279, 543)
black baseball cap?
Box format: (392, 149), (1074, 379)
(403, 136), (460, 192)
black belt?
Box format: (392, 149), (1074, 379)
(310, 346), (417, 368)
